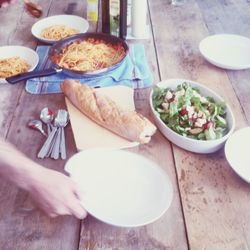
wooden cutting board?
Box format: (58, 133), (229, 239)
(65, 85), (139, 151)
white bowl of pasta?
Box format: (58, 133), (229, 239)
(0, 46), (39, 84)
(31, 15), (89, 44)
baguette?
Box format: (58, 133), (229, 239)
(60, 80), (156, 143)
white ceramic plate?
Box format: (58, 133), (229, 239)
(199, 34), (250, 70)
(0, 46), (39, 84)
(65, 149), (173, 227)
(150, 79), (235, 154)
(225, 127), (250, 183)
(31, 14), (89, 44)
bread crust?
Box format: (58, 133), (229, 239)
(61, 80), (156, 143)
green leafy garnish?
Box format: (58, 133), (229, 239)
(152, 82), (228, 140)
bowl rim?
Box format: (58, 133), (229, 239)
(31, 14), (89, 44)
(224, 126), (250, 183)
(64, 148), (174, 227)
(149, 78), (236, 144)
(199, 34), (250, 70)
(0, 45), (39, 83)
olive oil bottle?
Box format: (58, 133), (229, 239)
(101, 0), (127, 39)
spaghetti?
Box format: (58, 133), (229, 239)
(40, 25), (79, 41)
(0, 56), (30, 78)
(52, 38), (126, 72)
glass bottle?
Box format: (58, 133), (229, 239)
(87, 0), (99, 22)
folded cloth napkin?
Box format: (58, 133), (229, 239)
(25, 43), (153, 94)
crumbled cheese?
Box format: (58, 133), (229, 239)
(195, 118), (207, 127)
(192, 112), (198, 119)
(165, 90), (173, 101)
(162, 102), (169, 111)
(186, 105), (195, 117)
(197, 110), (206, 118)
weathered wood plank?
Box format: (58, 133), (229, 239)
(79, 89), (188, 250)
(0, 1), (95, 249)
(0, 2), (27, 138)
(0, 95), (80, 250)
(149, 0), (250, 249)
(79, 2), (188, 249)
(196, 0), (250, 124)
(2, 0), (249, 249)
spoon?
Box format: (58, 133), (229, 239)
(40, 107), (54, 135)
(28, 120), (47, 137)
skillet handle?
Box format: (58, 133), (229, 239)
(6, 68), (62, 84)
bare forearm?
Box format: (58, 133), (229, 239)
(0, 138), (87, 218)
(0, 138), (42, 190)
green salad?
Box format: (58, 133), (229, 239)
(152, 82), (228, 140)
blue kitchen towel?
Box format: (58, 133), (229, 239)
(25, 43), (153, 94)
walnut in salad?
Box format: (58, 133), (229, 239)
(152, 82), (228, 140)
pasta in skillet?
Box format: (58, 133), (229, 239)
(52, 38), (126, 72)
(40, 25), (79, 41)
(0, 56), (30, 78)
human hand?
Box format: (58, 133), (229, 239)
(28, 168), (87, 219)
(0, 138), (86, 219)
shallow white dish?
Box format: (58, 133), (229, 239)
(150, 79), (235, 154)
(225, 127), (250, 183)
(65, 148), (173, 227)
(199, 34), (250, 70)
(31, 14), (89, 44)
(0, 46), (39, 84)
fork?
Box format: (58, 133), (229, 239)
(51, 109), (69, 160)
(50, 112), (61, 160)
(59, 110), (69, 159)
(38, 112), (60, 159)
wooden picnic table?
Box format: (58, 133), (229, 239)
(0, 0), (250, 249)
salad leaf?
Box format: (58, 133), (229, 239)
(152, 82), (229, 141)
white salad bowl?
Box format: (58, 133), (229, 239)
(149, 79), (235, 154)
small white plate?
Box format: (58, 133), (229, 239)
(225, 127), (250, 183)
(199, 34), (250, 70)
(0, 46), (39, 84)
(65, 149), (173, 227)
(31, 14), (89, 44)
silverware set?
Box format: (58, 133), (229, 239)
(28, 107), (69, 160)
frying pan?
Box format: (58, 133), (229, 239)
(6, 33), (129, 84)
